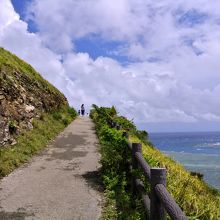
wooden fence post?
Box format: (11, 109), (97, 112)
(132, 143), (142, 195)
(150, 168), (166, 220)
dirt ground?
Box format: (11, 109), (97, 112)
(0, 117), (102, 220)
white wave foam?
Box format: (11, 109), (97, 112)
(185, 164), (220, 169)
(194, 142), (220, 148)
(212, 142), (220, 146)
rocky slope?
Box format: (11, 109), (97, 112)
(0, 48), (68, 146)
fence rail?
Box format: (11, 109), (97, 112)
(123, 131), (187, 220)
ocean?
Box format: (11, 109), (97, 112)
(149, 132), (220, 190)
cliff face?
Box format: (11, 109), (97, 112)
(0, 48), (68, 146)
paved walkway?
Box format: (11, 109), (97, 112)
(0, 117), (102, 220)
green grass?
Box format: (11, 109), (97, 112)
(0, 107), (77, 178)
(0, 47), (64, 97)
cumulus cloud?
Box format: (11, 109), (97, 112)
(0, 0), (74, 101)
(26, 0), (150, 51)
(1, 0), (220, 130)
(0, 0), (18, 33)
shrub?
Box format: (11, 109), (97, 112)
(91, 105), (144, 219)
(134, 130), (148, 142)
(114, 116), (136, 131)
(67, 107), (77, 118)
(62, 118), (69, 126)
(52, 112), (62, 120)
(39, 113), (45, 121)
(9, 120), (17, 134)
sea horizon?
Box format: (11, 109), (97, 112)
(148, 131), (220, 190)
(149, 130), (220, 134)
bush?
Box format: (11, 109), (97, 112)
(62, 118), (69, 126)
(67, 107), (77, 118)
(134, 130), (148, 142)
(91, 105), (144, 219)
(114, 116), (136, 131)
(9, 120), (17, 134)
(39, 113), (45, 121)
(52, 112), (62, 120)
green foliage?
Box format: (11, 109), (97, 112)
(39, 114), (45, 121)
(98, 125), (127, 180)
(114, 116), (136, 131)
(0, 106), (77, 178)
(8, 120), (17, 134)
(90, 105), (144, 219)
(67, 107), (77, 118)
(134, 130), (149, 143)
(62, 118), (69, 126)
(52, 112), (62, 120)
(92, 104), (220, 220)
(52, 106), (76, 125)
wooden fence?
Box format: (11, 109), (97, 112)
(122, 131), (187, 220)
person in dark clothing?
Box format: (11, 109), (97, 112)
(78, 110), (80, 115)
(81, 104), (85, 116)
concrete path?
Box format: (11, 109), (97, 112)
(0, 117), (102, 220)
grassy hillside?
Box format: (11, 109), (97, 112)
(90, 105), (220, 220)
(0, 47), (62, 97)
(0, 107), (77, 178)
(0, 47), (77, 177)
(0, 47), (73, 146)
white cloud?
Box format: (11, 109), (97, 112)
(26, 0), (152, 52)
(0, 0), (73, 102)
(1, 0), (220, 129)
(0, 0), (18, 32)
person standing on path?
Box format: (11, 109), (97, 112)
(81, 104), (85, 116)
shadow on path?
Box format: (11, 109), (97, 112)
(0, 209), (34, 220)
(82, 169), (103, 193)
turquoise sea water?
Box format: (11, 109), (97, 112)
(149, 132), (220, 190)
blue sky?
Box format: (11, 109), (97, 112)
(11, 0), (38, 32)
(178, 9), (208, 27)
(11, 0), (27, 18)
(1, 0), (220, 132)
(74, 36), (130, 64)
